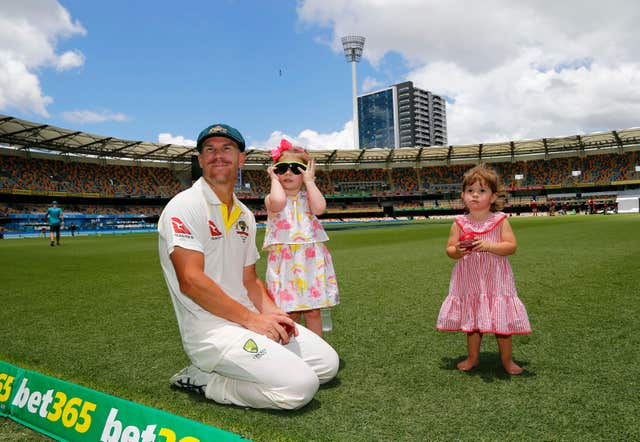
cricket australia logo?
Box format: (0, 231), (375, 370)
(243, 338), (267, 359)
(208, 125), (228, 135)
(235, 219), (249, 242)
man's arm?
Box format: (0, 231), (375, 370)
(170, 246), (293, 342)
(244, 265), (273, 312)
(244, 264), (297, 342)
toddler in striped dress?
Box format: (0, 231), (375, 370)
(437, 164), (531, 375)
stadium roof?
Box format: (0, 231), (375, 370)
(0, 114), (195, 163)
(1, 114), (640, 167)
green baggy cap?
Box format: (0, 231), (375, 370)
(196, 124), (246, 152)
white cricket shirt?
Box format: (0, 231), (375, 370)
(158, 177), (260, 364)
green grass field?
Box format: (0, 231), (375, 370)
(1, 214), (639, 441)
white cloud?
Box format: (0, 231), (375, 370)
(61, 110), (130, 124)
(0, 0), (86, 116)
(298, 0), (640, 144)
(252, 121), (354, 151)
(0, 57), (53, 116)
(361, 76), (383, 92)
(55, 50), (85, 71)
(158, 133), (197, 147)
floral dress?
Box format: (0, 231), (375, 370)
(437, 212), (531, 335)
(263, 192), (339, 312)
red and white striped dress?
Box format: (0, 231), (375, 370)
(437, 212), (531, 335)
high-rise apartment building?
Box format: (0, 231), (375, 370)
(357, 81), (447, 149)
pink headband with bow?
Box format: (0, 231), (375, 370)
(270, 139), (293, 161)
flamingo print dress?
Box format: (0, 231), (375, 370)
(263, 192), (339, 312)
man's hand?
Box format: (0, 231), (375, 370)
(246, 311), (298, 345)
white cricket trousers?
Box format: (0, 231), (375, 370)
(202, 325), (339, 410)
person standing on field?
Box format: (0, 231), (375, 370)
(437, 164), (531, 375)
(45, 201), (63, 246)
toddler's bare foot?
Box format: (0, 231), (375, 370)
(503, 361), (523, 375)
(457, 359), (478, 371)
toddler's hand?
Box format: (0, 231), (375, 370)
(303, 159), (316, 183)
(267, 165), (277, 180)
(470, 240), (493, 253)
(455, 241), (473, 256)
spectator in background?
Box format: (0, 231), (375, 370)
(530, 197), (538, 216)
(45, 201), (64, 246)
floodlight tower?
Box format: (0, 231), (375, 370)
(341, 35), (365, 149)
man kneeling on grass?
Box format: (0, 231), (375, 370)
(158, 123), (339, 409)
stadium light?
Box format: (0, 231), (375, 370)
(571, 170), (582, 177)
(341, 35), (366, 149)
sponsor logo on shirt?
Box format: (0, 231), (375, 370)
(208, 220), (222, 240)
(243, 338), (267, 359)
(171, 217), (193, 238)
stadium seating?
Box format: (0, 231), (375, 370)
(0, 149), (637, 228)
(0, 155), (184, 197)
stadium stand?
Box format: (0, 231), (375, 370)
(0, 154), (184, 197)
(1, 114), (639, 236)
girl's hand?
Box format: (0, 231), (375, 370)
(453, 241), (473, 256)
(303, 159), (316, 184)
(470, 240), (493, 253)
(267, 165), (278, 180)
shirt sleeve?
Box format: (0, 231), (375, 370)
(158, 195), (205, 255)
(244, 211), (260, 267)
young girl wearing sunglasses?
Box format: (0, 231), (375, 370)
(262, 139), (339, 337)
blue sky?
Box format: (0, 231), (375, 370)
(41, 1), (367, 145)
(2, 0), (640, 149)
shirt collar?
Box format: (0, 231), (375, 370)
(195, 177), (240, 208)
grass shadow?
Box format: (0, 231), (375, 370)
(440, 352), (536, 382)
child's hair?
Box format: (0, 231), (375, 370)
(271, 139), (310, 164)
(462, 164), (503, 212)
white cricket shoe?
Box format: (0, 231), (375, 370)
(169, 365), (212, 395)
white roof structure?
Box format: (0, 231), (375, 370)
(1, 114), (639, 170)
